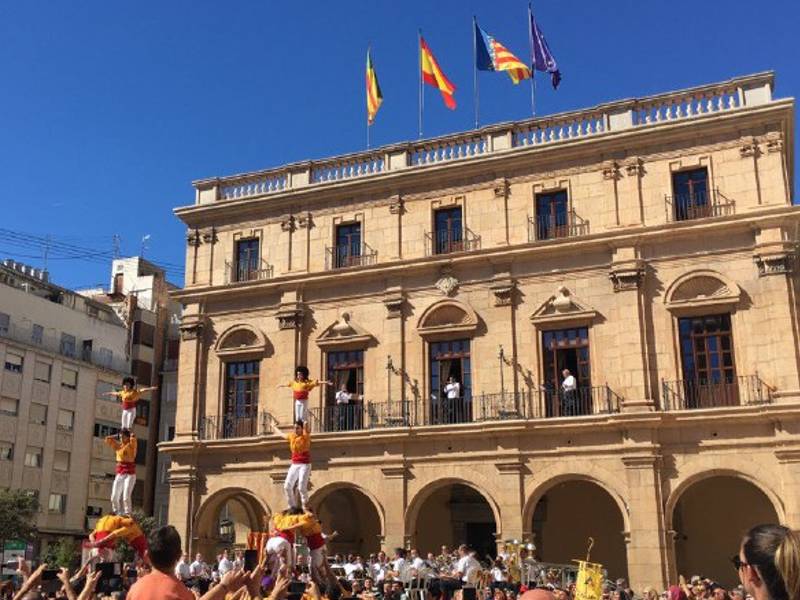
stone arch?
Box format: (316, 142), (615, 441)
(523, 473), (630, 580)
(194, 487), (271, 554)
(663, 269), (741, 311)
(416, 299), (480, 339)
(214, 323), (270, 356)
(308, 481), (386, 537)
(666, 469), (782, 587)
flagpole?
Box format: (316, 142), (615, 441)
(418, 29), (424, 138)
(528, 3), (537, 117)
(473, 16), (479, 129)
(367, 45), (371, 150)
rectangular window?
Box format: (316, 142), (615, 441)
(677, 313), (738, 408)
(29, 403), (47, 426)
(81, 340), (93, 362)
(34, 361), (51, 383)
(132, 360), (152, 386)
(24, 447), (43, 468)
(0, 441), (13, 461)
(53, 450), (70, 471)
(31, 324), (43, 345)
(223, 361), (260, 438)
(428, 340), (472, 425)
(534, 190), (570, 240)
(235, 238), (260, 282)
(97, 348), (113, 368)
(0, 313), (9, 335)
(0, 397), (18, 416)
(167, 426), (175, 441)
(135, 399), (150, 426)
(96, 380), (116, 400)
(4, 352), (23, 373)
(333, 222), (362, 268)
(86, 505), (103, 517)
(60, 334), (77, 358)
(542, 327), (592, 417)
(672, 167), (710, 221)
(57, 409), (75, 432)
(135, 439), (148, 465)
(48, 493), (66, 513)
(132, 321), (156, 348)
(61, 368), (78, 389)
(93, 422), (120, 438)
(433, 206), (464, 255)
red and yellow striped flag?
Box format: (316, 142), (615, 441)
(420, 36), (456, 110)
(366, 48), (383, 125)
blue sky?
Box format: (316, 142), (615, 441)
(0, 1), (797, 289)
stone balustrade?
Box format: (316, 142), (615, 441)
(194, 72), (775, 205)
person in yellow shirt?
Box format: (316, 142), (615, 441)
(277, 366), (331, 422)
(88, 514), (149, 563)
(104, 377), (157, 429)
(105, 429), (137, 515)
(296, 511), (328, 583)
(276, 421), (312, 510)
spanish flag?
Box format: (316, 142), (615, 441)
(366, 48), (383, 125)
(475, 21), (531, 84)
(420, 35), (456, 110)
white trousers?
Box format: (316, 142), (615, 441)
(266, 536), (294, 577)
(121, 408), (136, 429)
(111, 473), (135, 515)
(284, 462), (311, 509)
(294, 400), (307, 422)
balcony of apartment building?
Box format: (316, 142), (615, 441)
(425, 206), (481, 257)
(325, 221), (377, 270)
(528, 189), (589, 243)
(224, 237), (273, 285)
(665, 167), (735, 222)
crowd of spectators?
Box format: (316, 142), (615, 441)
(0, 523), (797, 600)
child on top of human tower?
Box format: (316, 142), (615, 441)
(277, 366), (331, 422)
(103, 376), (157, 429)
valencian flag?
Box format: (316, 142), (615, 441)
(574, 560), (604, 600)
(529, 7), (562, 89)
(475, 20), (531, 84)
(420, 35), (457, 109)
(366, 48), (383, 125)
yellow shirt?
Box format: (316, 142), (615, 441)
(297, 512), (322, 536)
(94, 515), (142, 541)
(119, 389), (141, 410)
(289, 379), (318, 400)
(288, 431), (311, 463)
(272, 512), (302, 531)
(105, 435), (137, 464)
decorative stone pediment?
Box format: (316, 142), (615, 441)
(664, 270), (741, 314)
(435, 275), (459, 297)
(529, 286), (598, 327)
(214, 324), (269, 358)
(316, 312), (375, 349)
(417, 299), (479, 340)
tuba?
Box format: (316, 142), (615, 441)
(505, 540), (522, 584)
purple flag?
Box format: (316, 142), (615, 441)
(529, 7), (561, 89)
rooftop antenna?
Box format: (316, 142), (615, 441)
(112, 234), (121, 259)
(140, 234), (151, 258)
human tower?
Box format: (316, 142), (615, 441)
(83, 367), (336, 585)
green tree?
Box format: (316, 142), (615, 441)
(0, 489), (39, 542)
(42, 537), (79, 570)
(116, 510), (158, 563)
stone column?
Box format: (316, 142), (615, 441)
(622, 454), (668, 591)
(380, 461), (408, 552)
(608, 246), (653, 409)
(176, 308), (206, 439)
(619, 158), (645, 226)
(389, 195), (404, 260)
(494, 460), (526, 543)
(775, 448), (800, 528)
(273, 291), (305, 425)
(167, 466), (198, 553)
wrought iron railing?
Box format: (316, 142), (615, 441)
(527, 210), (589, 242)
(366, 401), (413, 428)
(223, 259), (274, 284)
(528, 385), (623, 418)
(665, 188), (735, 222)
(199, 411), (275, 440)
(325, 243), (378, 270)
(476, 391), (531, 421)
(661, 374), (773, 410)
(308, 404), (366, 432)
(425, 228), (481, 256)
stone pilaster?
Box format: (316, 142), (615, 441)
(380, 460), (409, 552)
(176, 309), (206, 439)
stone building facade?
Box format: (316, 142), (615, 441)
(164, 72), (800, 590)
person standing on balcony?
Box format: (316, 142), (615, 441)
(104, 376), (157, 429)
(561, 369), (577, 416)
(105, 428), (137, 515)
(335, 383), (363, 431)
(277, 420), (312, 510)
(444, 376), (462, 423)
(277, 366), (332, 422)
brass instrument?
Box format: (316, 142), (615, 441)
(503, 539), (537, 585)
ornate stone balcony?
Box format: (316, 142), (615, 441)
(192, 73), (775, 205)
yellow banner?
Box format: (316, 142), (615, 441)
(574, 560), (604, 600)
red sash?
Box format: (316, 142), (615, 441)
(291, 452), (311, 464)
(276, 530), (295, 544)
(116, 462), (136, 475)
(306, 532), (324, 550)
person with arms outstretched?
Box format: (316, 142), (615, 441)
(277, 366), (331, 422)
(104, 376), (157, 429)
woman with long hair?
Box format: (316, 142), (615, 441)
(736, 524), (800, 600)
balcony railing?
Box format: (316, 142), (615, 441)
(0, 322), (129, 373)
(223, 259), (274, 285)
(308, 404), (367, 432)
(661, 374), (773, 410)
(325, 243), (378, 270)
(530, 386), (623, 418)
(425, 228), (481, 256)
(195, 73), (773, 204)
(665, 188), (735, 222)
(528, 210), (589, 242)
(199, 411), (275, 440)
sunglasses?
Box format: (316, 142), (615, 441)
(731, 555), (749, 571)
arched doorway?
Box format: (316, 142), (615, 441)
(411, 483), (498, 560)
(531, 480), (628, 580)
(194, 489), (269, 558)
(312, 486), (383, 557)
(672, 475), (779, 587)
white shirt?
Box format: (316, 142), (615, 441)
(175, 560), (191, 580)
(232, 557), (244, 570)
(411, 557), (425, 571)
(490, 567), (506, 582)
(371, 562), (387, 581)
(456, 555), (481, 584)
(218, 557), (233, 576)
(190, 560), (208, 578)
(336, 390), (353, 405)
(344, 561), (364, 580)
(561, 375), (576, 392)
(392, 557), (412, 583)
(444, 382), (461, 399)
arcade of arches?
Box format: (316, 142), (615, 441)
(186, 470), (787, 590)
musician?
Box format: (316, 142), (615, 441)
(432, 544), (481, 600)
